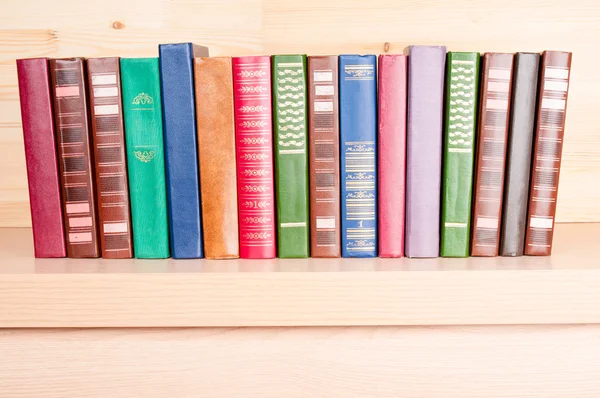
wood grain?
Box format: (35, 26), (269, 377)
(1, 325), (600, 397)
(1, 224), (600, 327)
(0, 0), (599, 225)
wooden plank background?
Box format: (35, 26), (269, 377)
(1, 0), (598, 226)
(1, 325), (600, 397)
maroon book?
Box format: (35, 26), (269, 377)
(525, 51), (572, 255)
(378, 54), (407, 258)
(16, 58), (67, 258)
(50, 58), (100, 258)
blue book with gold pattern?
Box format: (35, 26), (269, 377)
(339, 55), (377, 258)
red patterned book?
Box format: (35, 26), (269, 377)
(232, 56), (276, 258)
(16, 58), (67, 258)
(471, 53), (514, 257)
(525, 51), (572, 255)
(50, 58), (100, 258)
(378, 54), (407, 258)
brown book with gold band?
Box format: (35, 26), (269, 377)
(50, 58), (100, 258)
(194, 57), (240, 259)
(470, 53), (514, 257)
(308, 56), (341, 257)
(86, 57), (133, 258)
(525, 51), (572, 256)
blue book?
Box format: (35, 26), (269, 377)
(339, 55), (378, 258)
(159, 43), (208, 258)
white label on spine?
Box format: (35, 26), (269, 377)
(544, 81), (569, 92)
(545, 68), (569, 79)
(314, 71), (333, 82)
(280, 222), (306, 228)
(541, 98), (566, 110)
(477, 217), (498, 229)
(92, 74), (117, 85)
(530, 217), (553, 229)
(315, 101), (333, 112)
(104, 222), (128, 233)
(94, 105), (119, 115)
(487, 81), (510, 92)
(93, 87), (118, 97)
(488, 68), (511, 80)
(486, 99), (508, 110)
(315, 85), (334, 96)
(316, 218), (335, 229)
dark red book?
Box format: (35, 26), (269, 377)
(378, 54), (407, 258)
(525, 51), (572, 255)
(16, 58), (67, 258)
(232, 56), (277, 259)
(50, 58), (100, 258)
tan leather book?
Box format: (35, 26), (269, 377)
(194, 57), (239, 259)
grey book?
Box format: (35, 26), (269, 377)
(405, 45), (446, 258)
(500, 53), (540, 256)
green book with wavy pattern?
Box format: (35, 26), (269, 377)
(441, 52), (480, 257)
(120, 58), (170, 258)
(272, 55), (310, 258)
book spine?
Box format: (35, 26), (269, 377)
(308, 56), (341, 258)
(194, 57), (240, 259)
(159, 43), (203, 258)
(405, 45), (446, 258)
(339, 55), (377, 258)
(120, 58), (170, 259)
(49, 58), (100, 258)
(232, 56), (277, 259)
(86, 57), (133, 259)
(272, 55), (310, 258)
(16, 58), (67, 258)
(525, 51), (572, 256)
(377, 54), (407, 258)
(440, 52), (480, 257)
(471, 53), (514, 257)
(500, 53), (541, 256)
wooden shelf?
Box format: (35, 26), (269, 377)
(0, 223), (599, 328)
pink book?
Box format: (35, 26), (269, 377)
(232, 56), (277, 259)
(378, 55), (407, 257)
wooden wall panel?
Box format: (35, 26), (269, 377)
(1, 0), (599, 226)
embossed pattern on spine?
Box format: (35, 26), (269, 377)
(471, 53), (514, 256)
(87, 58), (133, 258)
(500, 53), (540, 257)
(50, 58), (100, 258)
(195, 57), (239, 259)
(120, 58), (170, 259)
(308, 56), (341, 257)
(339, 55), (377, 258)
(440, 52), (480, 257)
(272, 55), (309, 258)
(233, 56), (276, 259)
(525, 51), (572, 256)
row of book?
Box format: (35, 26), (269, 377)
(16, 44), (572, 260)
